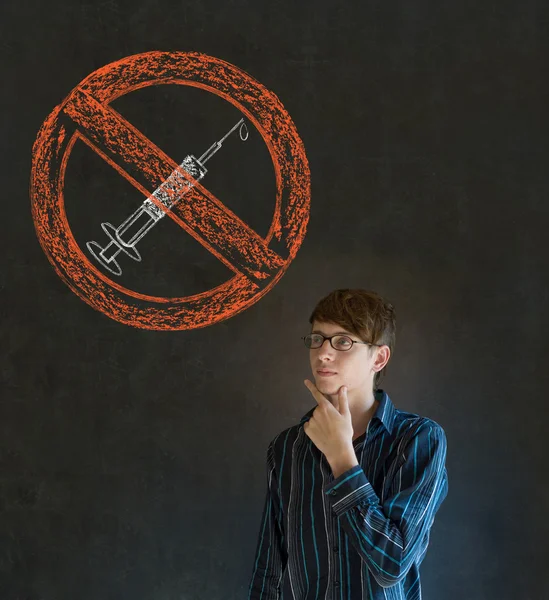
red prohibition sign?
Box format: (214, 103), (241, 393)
(30, 51), (311, 330)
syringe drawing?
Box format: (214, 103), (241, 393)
(87, 119), (249, 276)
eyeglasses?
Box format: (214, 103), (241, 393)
(302, 333), (380, 352)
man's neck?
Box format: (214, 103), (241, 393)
(329, 387), (379, 439)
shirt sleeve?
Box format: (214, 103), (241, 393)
(323, 422), (449, 588)
(248, 441), (288, 599)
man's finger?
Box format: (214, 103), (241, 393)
(304, 379), (331, 407)
(338, 385), (350, 414)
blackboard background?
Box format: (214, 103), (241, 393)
(1, 1), (548, 598)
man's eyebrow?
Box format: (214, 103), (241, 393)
(311, 329), (353, 336)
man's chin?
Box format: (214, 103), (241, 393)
(314, 379), (338, 396)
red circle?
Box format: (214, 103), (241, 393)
(30, 51), (310, 330)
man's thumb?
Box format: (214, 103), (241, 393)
(339, 386), (349, 414)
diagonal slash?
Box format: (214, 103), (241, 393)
(62, 88), (286, 285)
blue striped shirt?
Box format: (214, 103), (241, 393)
(248, 388), (449, 599)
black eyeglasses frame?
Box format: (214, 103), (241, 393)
(301, 333), (381, 352)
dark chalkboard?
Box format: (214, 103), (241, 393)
(1, 0), (548, 598)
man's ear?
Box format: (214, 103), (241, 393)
(374, 346), (390, 372)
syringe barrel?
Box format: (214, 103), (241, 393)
(145, 155), (207, 219)
(115, 155), (207, 248)
(117, 206), (158, 247)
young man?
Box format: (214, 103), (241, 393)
(248, 289), (448, 599)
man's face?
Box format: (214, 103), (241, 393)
(308, 320), (378, 397)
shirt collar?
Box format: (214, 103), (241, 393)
(371, 388), (396, 434)
(299, 388), (396, 434)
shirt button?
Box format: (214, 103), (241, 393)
(334, 580), (340, 587)
(333, 546), (339, 553)
(330, 489), (337, 496)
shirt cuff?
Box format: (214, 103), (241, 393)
(323, 465), (379, 517)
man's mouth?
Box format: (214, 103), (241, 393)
(317, 370), (336, 376)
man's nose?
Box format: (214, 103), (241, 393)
(317, 339), (336, 357)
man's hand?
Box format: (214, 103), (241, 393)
(302, 380), (358, 477)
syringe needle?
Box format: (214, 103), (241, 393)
(198, 118), (248, 165)
(217, 118), (245, 145)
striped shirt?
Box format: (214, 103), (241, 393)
(248, 388), (449, 600)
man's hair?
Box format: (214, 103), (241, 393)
(308, 289), (396, 389)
